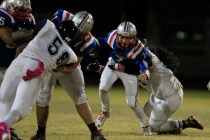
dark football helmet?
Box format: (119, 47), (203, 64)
(56, 20), (80, 44)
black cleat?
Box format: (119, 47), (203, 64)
(30, 133), (46, 140)
(10, 128), (23, 140)
(184, 116), (204, 130)
(91, 129), (106, 140)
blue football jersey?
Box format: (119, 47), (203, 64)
(0, 8), (21, 67)
(51, 9), (98, 57)
(97, 30), (151, 72)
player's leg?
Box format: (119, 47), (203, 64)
(120, 72), (151, 136)
(0, 58), (44, 139)
(96, 66), (118, 127)
(143, 94), (156, 118)
(0, 66), (22, 140)
(30, 72), (58, 140)
(149, 89), (183, 133)
(0, 61), (21, 140)
(59, 66), (106, 140)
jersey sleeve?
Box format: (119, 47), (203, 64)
(0, 9), (16, 29)
(51, 9), (74, 27)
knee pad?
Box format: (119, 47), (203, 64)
(36, 92), (51, 107)
(74, 93), (88, 105)
(126, 96), (136, 108)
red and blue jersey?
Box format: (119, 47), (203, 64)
(0, 8), (22, 67)
(97, 30), (151, 73)
(51, 9), (98, 57)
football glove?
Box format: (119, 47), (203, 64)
(86, 60), (100, 72)
(138, 70), (150, 85)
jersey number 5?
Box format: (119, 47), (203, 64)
(48, 36), (70, 65)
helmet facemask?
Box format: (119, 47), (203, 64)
(116, 21), (137, 50)
(4, 0), (32, 24)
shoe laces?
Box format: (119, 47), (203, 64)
(186, 116), (195, 124)
(142, 125), (152, 136)
(98, 112), (109, 120)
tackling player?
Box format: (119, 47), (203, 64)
(30, 9), (106, 140)
(0, 17), (79, 140)
(86, 41), (204, 134)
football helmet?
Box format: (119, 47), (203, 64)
(56, 20), (80, 44)
(1, 0), (32, 24)
(72, 11), (94, 34)
(116, 21), (137, 50)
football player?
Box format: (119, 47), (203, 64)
(86, 41), (204, 135)
(30, 9), (106, 140)
(0, 0), (35, 139)
(0, 17), (78, 140)
(90, 21), (152, 136)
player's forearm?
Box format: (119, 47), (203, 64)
(12, 29), (34, 44)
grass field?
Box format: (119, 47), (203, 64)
(13, 85), (210, 140)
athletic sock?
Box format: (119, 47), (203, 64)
(182, 120), (187, 129)
(37, 126), (46, 135)
(88, 123), (98, 133)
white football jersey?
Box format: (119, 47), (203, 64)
(20, 19), (77, 70)
(141, 50), (182, 98)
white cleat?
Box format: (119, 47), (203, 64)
(2, 132), (11, 140)
(142, 125), (152, 136)
(95, 111), (110, 127)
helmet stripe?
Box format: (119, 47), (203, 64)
(124, 21), (129, 32)
(77, 12), (89, 30)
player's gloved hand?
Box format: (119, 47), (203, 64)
(207, 81), (210, 91)
(86, 60), (100, 72)
(138, 70), (150, 85)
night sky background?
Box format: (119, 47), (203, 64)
(1, 0), (210, 88)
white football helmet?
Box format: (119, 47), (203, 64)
(1, 0), (32, 23)
(72, 11), (94, 33)
(116, 21), (137, 50)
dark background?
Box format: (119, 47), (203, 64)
(3, 0), (210, 89)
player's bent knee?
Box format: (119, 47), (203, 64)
(36, 92), (51, 107)
(73, 94), (88, 105)
(126, 96), (136, 108)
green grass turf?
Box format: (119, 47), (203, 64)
(13, 85), (210, 140)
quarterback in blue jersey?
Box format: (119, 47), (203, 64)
(30, 9), (106, 140)
(93, 21), (152, 136)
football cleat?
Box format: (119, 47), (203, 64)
(10, 128), (23, 140)
(0, 122), (11, 140)
(183, 116), (203, 130)
(91, 129), (106, 140)
(30, 133), (46, 140)
(95, 111), (110, 127)
(142, 125), (152, 136)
